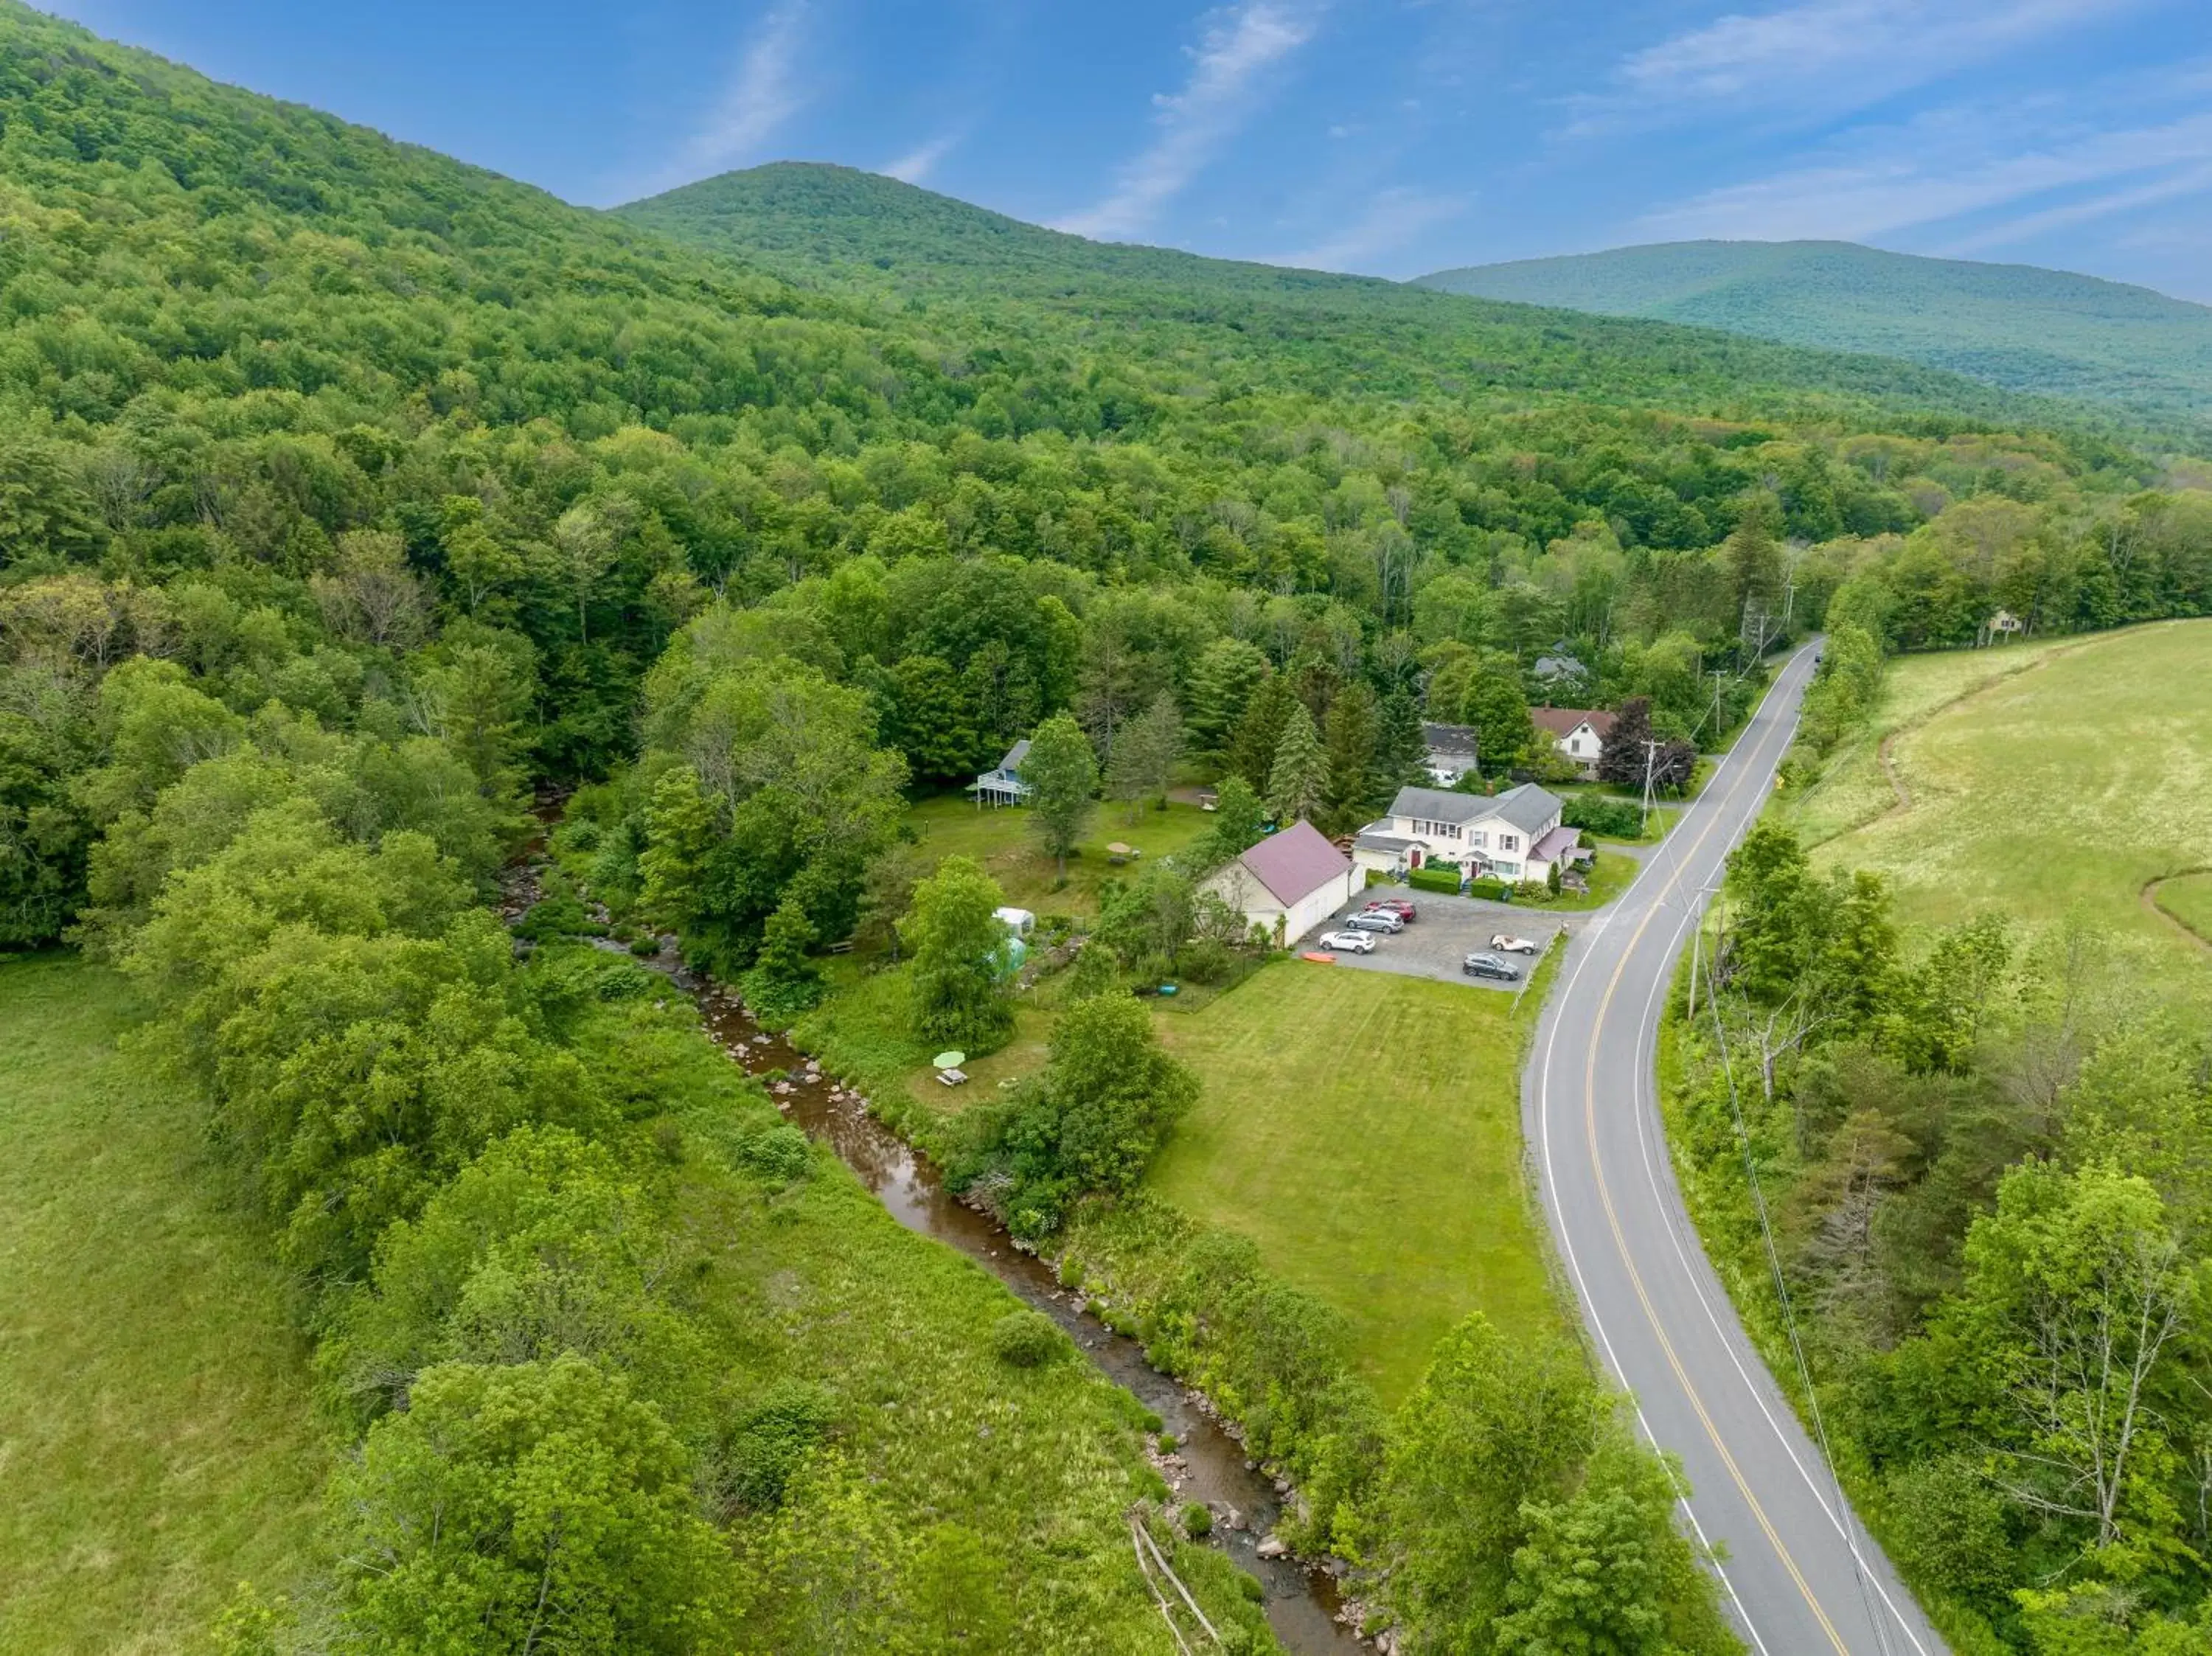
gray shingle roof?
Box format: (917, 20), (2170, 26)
(1422, 722), (1478, 758)
(1388, 782), (1561, 836)
(1354, 828), (1419, 852)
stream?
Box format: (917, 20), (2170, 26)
(506, 832), (1362, 1653)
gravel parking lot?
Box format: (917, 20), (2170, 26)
(1308, 892), (1568, 992)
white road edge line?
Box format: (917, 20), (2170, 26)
(1532, 662), (1816, 1655)
(1622, 691), (1936, 1656)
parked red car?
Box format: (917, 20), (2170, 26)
(1363, 897), (1417, 922)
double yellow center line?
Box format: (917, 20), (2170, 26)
(1571, 646), (1853, 1656)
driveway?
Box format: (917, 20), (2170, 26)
(1310, 892), (1568, 992)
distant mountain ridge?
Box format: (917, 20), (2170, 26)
(1413, 240), (2212, 423)
(613, 165), (2198, 445)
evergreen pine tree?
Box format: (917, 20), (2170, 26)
(1226, 673), (1298, 793)
(1374, 688), (1430, 797)
(1266, 703), (1329, 824)
(1184, 638), (1270, 760)
(1321, 680), (1380, 830)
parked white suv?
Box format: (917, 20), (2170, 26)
(1317, 930), (1377, 953)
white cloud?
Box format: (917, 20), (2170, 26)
(673, 3), (810, 181)
(1944, 159), (2212, 254)
(1632, 97), (2212, 246)
(1262, 187), (1464, 272)
(1055, 3), (1322, 240)
(1571, 0), (2136, 133)
(883, 132), (961, 185)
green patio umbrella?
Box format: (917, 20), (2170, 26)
(933, 1051), (967, 1070)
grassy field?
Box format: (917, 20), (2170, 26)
(2152, 871), (2212, 948)
(1146, 961), (1560, 1403)
(1793, 620), (2212, 1003)
(1784, 631), (2087, 846)
(0, 954), (327, 1655)
(906, 795), (1216, 918)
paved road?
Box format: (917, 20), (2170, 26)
(1524, 642), (1946, 1656)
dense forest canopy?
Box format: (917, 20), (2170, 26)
(4, 0), (2202, 956)
(1417, 240), (2212, 433)
(3, 1), (2212, 1650)
(619, 162), (2199, 446)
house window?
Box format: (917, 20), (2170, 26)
(1470, 829), (1486, 848)
(1500, 834), (1517, 852)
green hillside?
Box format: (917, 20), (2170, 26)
(613, 164), (2117, 434)
(1416, 240), (2212, 425)
(3, 2), (2209, 1650)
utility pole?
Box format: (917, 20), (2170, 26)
(1688, 909), (1702, 1023)
(1709, 668), (1725, 740)
(1639, 738), (1660, 837)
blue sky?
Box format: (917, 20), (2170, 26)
(41, 1), (2212, 300)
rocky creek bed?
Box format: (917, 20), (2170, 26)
(503, 836), (1371, 1653)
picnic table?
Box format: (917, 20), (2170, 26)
(935, 1068), (969, 1088)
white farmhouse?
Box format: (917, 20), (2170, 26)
(1201, 819), (1363, 947)
(1530, 708), (1617, 781)
(1352, 782), (1581, 886)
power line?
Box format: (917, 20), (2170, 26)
(1695, 928), (1900, 1656)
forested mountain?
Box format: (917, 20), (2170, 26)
(4, 0), (2212, 1651)
(1416, 240), (2212, 427)
(615, 163), (2132, 434)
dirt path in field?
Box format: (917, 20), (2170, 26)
(2143, 869), (2212, 956)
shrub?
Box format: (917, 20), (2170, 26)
(1407, 866), (1463, 894)
(737, 1121), (813, 1186)
(1176, 937), (1236, 984)
(1181, 1502), (1213, 1539)
(706, 1380), (834, 1514)
(989, 1309), (1065, 1368)
(1561, 796), (1644, 839)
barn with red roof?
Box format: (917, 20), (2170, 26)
(1200, 819), (1363, 947)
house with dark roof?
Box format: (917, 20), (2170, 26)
(1353, 782), (1576, 885)
(967, 738), (1032, 807)
(1529, 707), (1618, 779)
(1201, 819), (1363, 946)
(1421, 721), (1479, 786)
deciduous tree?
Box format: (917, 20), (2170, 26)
(901, 855), (1013, 1051)
(1022, 713), (1097, 877)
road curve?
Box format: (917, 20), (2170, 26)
(1524, 642), (1945, 1656)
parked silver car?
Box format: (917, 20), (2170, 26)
(1346, 910), (1404, 933)
(1317, 930), (1377, 954)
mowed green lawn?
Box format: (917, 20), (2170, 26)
(1147, 961), (1559, 1404)
(906, 794), (1216, 917)
(0, 955), (327, 1654)
(1804, 619), (2212, 1003)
